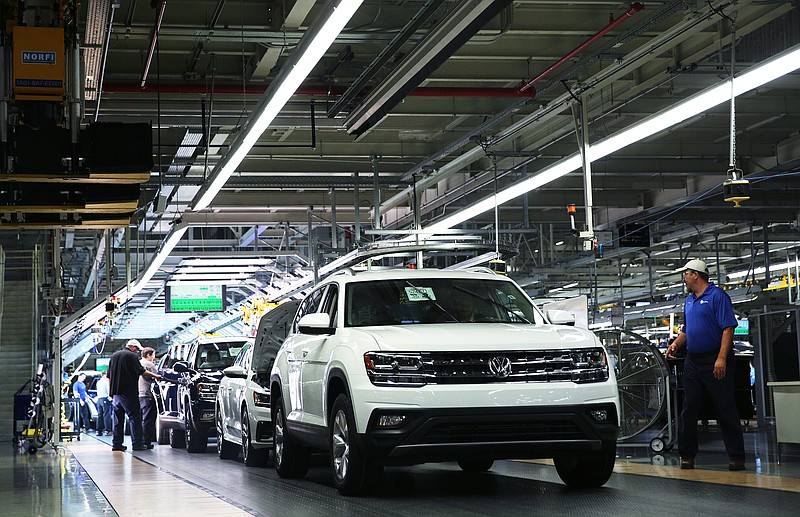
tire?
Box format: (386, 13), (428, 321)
(27, 445), (38, 455)
(155, 415), (170, 445)
(273, 396), (310, 478)
(169, 429), (186, 449)
(216, 404), (238, 460)
(554, 443), (616, 488)
(457, 458), (494, 472)
(329, 394), (383, 496)
(242, 405), (267, 467)
(185, 407), (207, 453)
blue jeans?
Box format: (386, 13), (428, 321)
(96, 397), (112, 434)
(112, 394), (144, 448)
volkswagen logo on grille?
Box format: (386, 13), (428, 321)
(488, 356), (512, 379)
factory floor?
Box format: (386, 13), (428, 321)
(3, 424), (800, 516)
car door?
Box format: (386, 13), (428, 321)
(228, 344), (252, 440)
(284, 286), (327, 425)
(298, 284), (338, 427)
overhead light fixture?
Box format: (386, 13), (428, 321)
(173, 266), (261, 275)
(166, 279), (247, 286)
(129, 221), (188, 297)
(170, 273), (251, 281)
(728, 259), (800, 279)
(423, 43), (800, 232)
(180, 258), (277, 267)
(190, 0), (364, 211)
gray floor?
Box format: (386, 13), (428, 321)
(4, 426), (800, 517)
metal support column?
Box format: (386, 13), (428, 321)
(106, 230), (113, 296)
(308, 206), (318, 284)
(372, 155), (381, 230)
(329, 188), (338, 250)
(354, 172), (361, 244)
(763, 223), (771, 285)
(412, 174), (423, 268)
(125, 227), (131, 291)
(715, 233), (722, 285)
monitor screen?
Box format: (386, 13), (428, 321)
(734, 318), (749, 336)
(166, 285), (227, 313)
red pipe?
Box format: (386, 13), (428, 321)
(518, 2), (644, 93)
(103, 84), (537, 98)
(139, 0), (168, 88)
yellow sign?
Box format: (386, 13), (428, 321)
(13, 26), (65, 101)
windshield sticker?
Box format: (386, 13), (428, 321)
(405, 286), (436, 301)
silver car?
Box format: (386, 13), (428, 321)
(215, 340), (272, 466)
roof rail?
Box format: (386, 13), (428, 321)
(465, 266), (497, 275)
(330, 267), (357, 277)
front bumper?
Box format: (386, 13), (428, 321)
(360, 403), (618, 466)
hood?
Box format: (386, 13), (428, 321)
(353, 323), (597, 352)
(196, 370), (224, 383)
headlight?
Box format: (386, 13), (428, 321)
(363, 353), (426, 386)
(569, 348), (609, 382)
(252, 391), (271, 407)
(197, 382), (218, 401)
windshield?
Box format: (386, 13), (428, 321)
(345, 277), (545, 327)
(194, 342), (245, 370)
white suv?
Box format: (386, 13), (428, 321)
(270, 269), (619, 495)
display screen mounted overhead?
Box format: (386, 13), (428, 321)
(166, 285), (227, 313)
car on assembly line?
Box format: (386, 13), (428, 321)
(156, 336), (250, 452)
(216, 301), (299, 466)
(270, 268), (620, 495)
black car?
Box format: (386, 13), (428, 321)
(157, 337), (250, 452)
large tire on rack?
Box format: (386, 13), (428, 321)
(216, 404), (238, 460)
(329, 394), (383, 496)
(155, 415), (170, 445)
(242, 405), (267, 467)
(273, 397), (310, 478)
(185, 408), (207, 453)
(554, 442), (616, 488)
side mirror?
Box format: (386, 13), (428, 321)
(547, 309), (576, 326)
(298, 313), (335, 335)
(222, 365), (247, 379)
(172, 361), (190, 373)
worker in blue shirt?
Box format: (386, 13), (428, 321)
(666, 259), (745, 471)
(72, 373), (91, 432)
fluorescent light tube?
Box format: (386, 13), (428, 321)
(423, 43), (800, 232)
(129, 224), (188, 297)
(191, 0), (364, 211)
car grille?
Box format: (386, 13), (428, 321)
(420, 349), (608, 384)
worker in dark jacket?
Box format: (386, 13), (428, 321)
(108, 339), (161, 451)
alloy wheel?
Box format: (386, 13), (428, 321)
(331, 409), (349, 481)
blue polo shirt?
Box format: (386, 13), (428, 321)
(684, 283), (738, 354)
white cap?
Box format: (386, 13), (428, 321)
(125, 339), (143, 350)
(675, 259), (709, 275)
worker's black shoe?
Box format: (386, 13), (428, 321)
(111, 445), (127, 452)
(680, 457), (695, 469)
(132, 444), (148, 451)
(729, 458), (745, 471)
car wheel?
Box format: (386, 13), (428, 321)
(169, 428), (186, 449)
(273, 396), (310, 478)
(185, 407), (206, 453)
(216, 403), (238, 459)
(553, 442), (616, 488)
(242, 405), (267, 467)
(155, 415), (170, 445)
(457, 458), (494, 472)
(330, 393), (383, 496)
